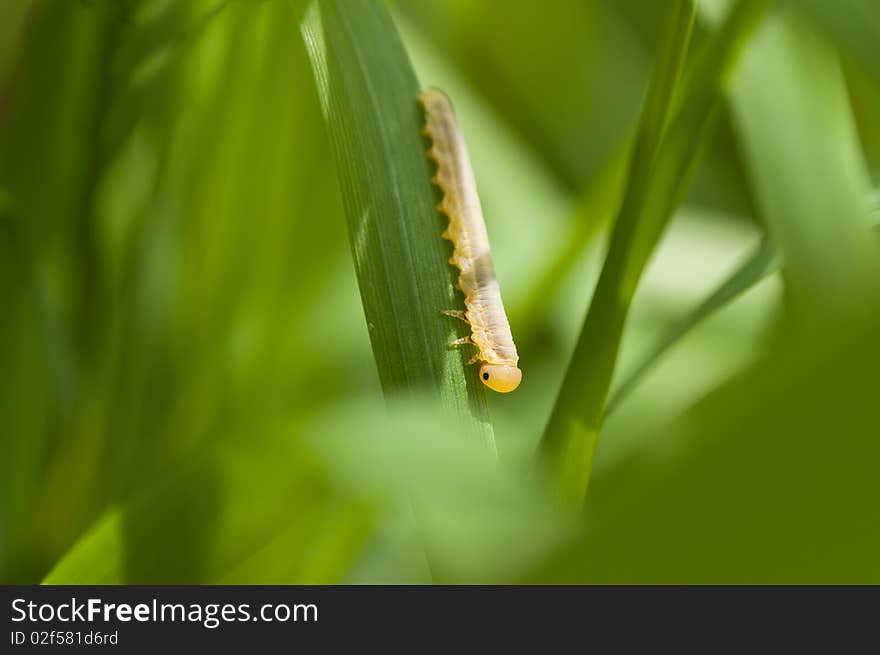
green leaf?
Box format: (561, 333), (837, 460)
(42, 428), (371, 584)
(540, 0), (770, 505)
(534, 314), (880, 583)
(3, 0), (360, 582)
(630, 0), (696, 188)
(537, 7), (880, 582)
(301, 0), (493, 446)
(793, 0), (880, 86)
(509, 142), (630, 337)
(0, 0), (33, 91)
(607, 238), (779, 414)
(607, 204), (880, 414)
(43, 399), (566, 584)
(0, 0), (123, 583)
(732, 6), (880, 321)
(308, 398), (569, 583)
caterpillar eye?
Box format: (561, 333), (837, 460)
(478, 364), (522, 393)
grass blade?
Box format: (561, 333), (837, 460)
(42, 429), (371, 584)
(509, 142), (629, 338)
(539, 0), (770, 505)
(607, 238), (779, 413)
(301, 0), (493, 445)
(794, 0), (880, 85)
(732, 7), (880, 320)
(607, 200), (880, 414)
(542, 3), (880, 571)
(629, 0), (696, 185)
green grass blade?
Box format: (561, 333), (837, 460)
(509, 142), (629, 337)
(513, 1), (694, 349)
(793, 0), (880, 85)
(630, 0), (696, 186)
(301, 0), (493, 445)
(0, 0), (32, 91)
(42, 429), (371, 584)
(539, 0), (770, 505)
(607, 238), (779, 413)
(732, 7), (880, 321)
(608, 197), (880, 414)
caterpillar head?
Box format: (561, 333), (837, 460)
(478, 364), (522, 393)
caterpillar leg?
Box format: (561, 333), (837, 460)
(449, 336), (473, 347)
(465, 353), (481, 366)
(441, 309), (469, 323)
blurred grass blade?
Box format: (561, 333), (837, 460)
(510, 143), (629, 337)
(515, 0), (694, 338)
(732, 7), (880, 321)
(629, 0), (696, 189)
(42, 431), (371, 584)
(607, 238), (779, 413)
(793, 0), (880, 85)
(608, 199), (880, 414)
(301, 0), (493, 445)
(0, 0), (124, 582)
(515, 0), (693, 347)
(307, 398), (569, 583)
(540, 0), (770, 505)
(0, 0), (32, 92)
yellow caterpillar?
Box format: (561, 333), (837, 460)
(420, 88), (522, 393)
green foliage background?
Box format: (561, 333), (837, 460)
(1, 0), (879, 584)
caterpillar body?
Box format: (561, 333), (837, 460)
(419, 87), (522, 393)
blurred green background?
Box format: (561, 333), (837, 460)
(1, 0), (879, 584)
